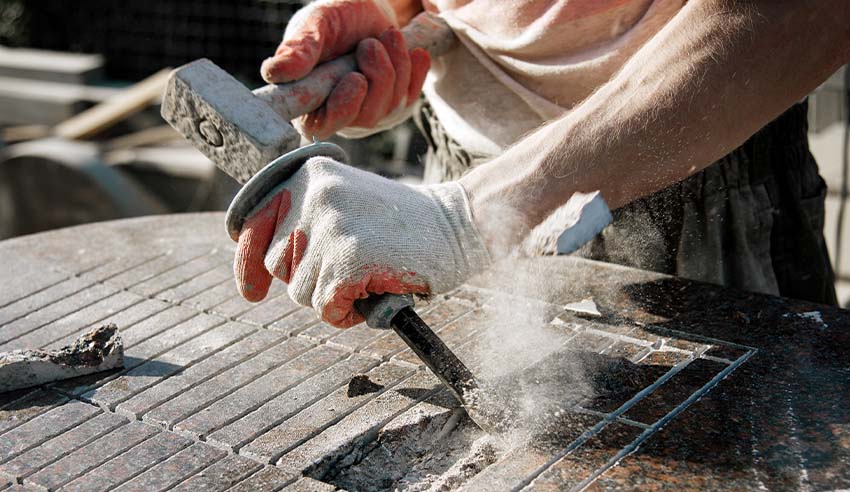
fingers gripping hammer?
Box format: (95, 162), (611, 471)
(160, 12), (479, 406)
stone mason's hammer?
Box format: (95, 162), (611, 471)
(161, 11), (456, 187)
(160, 12), (484, 408)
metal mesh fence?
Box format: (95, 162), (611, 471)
(18, 0), (303, 83)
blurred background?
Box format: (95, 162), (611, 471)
(0, 0), (425, 235)
(0, 0), (849, 304)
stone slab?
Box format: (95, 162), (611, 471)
(143, 337), (314, 429)
(624, 357), (727, 425)
(603, 340), (652, 363)
(282, 477), (337, 491)
(268, 308), (322, 337)
(0, 400), (100, 462)
(324, 325), (385, 353)
(236, 293), (300, 327)
(298, 323), (341, 343)
(131, 250), (227, 297)
(226, 466), (294, 492)
(0, 47), (103, 84)
(6, 292), (140, 352)
(526, 422), (644, 491)
(208, 295), (256, 319)
(112, 442), (225, 492)
(0, 260), (68, 310)
(276, 369), (442, 478)
(0, 282), (116, 351)
(51, 310), (222, 397)
(206, 353), (378, 452)
(25, 421), (158, 491)
(0, 277), (94, 327)
(0, 390), (67, 435)
(174, 344), (348, 440)
(155, 264), (232, 304)
(116, 328), (285, 419)
(181, 281), (239, 311)
(43, 297), (171, 350)
(81, 317), (247, 409)
(107, 247), (211, 291)
(240, 361), (414, 464)
(169, 453), (262, 492)
(115, 304), (201, 348)
(459, 412), (601, 491)
(59, 430), (192, 492)
(0, 412), (127, 481)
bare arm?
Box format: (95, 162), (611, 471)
(459, 0), (850, 253)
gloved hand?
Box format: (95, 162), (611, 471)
(233, 157), (491, 328)
(261, 0), (431, 139)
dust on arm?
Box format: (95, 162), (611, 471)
(459, 0), (850, 253)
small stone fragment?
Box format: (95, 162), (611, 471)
(0, 324), (123, 393)
(347, 374), (384, 397)
(563, 298), (601, 317)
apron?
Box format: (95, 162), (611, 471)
(414, 100), (838, 306)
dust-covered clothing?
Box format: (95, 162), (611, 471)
(422, 0), (685, 156)
(416, 100), (838, 305)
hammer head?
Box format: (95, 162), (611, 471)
(161, 58), (300, 184)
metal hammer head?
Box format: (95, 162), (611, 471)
(161, 58), (300, 184)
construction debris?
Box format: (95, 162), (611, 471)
(563, 298), (602, 317)
(0, 324), (123, 393)
(347, 374), (384, 397)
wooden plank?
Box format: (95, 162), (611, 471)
(0, 47), (103, 84)
(54, 69), (172, 140)
(0, 77), (120, 126)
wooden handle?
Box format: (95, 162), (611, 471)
(253, 11), (455, 121)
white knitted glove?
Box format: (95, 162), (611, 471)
(234, 157), (491, 327)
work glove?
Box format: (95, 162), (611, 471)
(261, 0), (431, 140)
(234, 157), (491, 328)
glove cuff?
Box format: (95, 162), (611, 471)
(424, 182), (492, 286)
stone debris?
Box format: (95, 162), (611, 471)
(563, 298), (602, 316)
(347, 374), (384, 397)
(0, 323), (123, 393)
(323, 405), (502, 492)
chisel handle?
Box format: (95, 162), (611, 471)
(354, 293), (415, 329)
(354, 293), (477, 404)
(253, 11), (456, 121)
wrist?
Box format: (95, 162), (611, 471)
(457, 167), (535, 258)
(424, 182), (492, 278)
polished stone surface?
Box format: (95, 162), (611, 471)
(0, 213), (846, 491)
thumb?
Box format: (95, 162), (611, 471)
(261, 0), (397, 83)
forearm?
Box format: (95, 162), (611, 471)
(460, 0), (850, 252)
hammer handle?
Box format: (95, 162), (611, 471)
(253, 11), (455, 122)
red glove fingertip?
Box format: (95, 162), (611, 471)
(234, 190), (291, 302)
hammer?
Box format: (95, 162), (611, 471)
(160, 11), (456, 188)
(161, 12), (480, 407)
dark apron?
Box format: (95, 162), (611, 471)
(414, 100), (838, 306)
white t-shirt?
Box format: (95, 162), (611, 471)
(422, 0), (685, 156)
